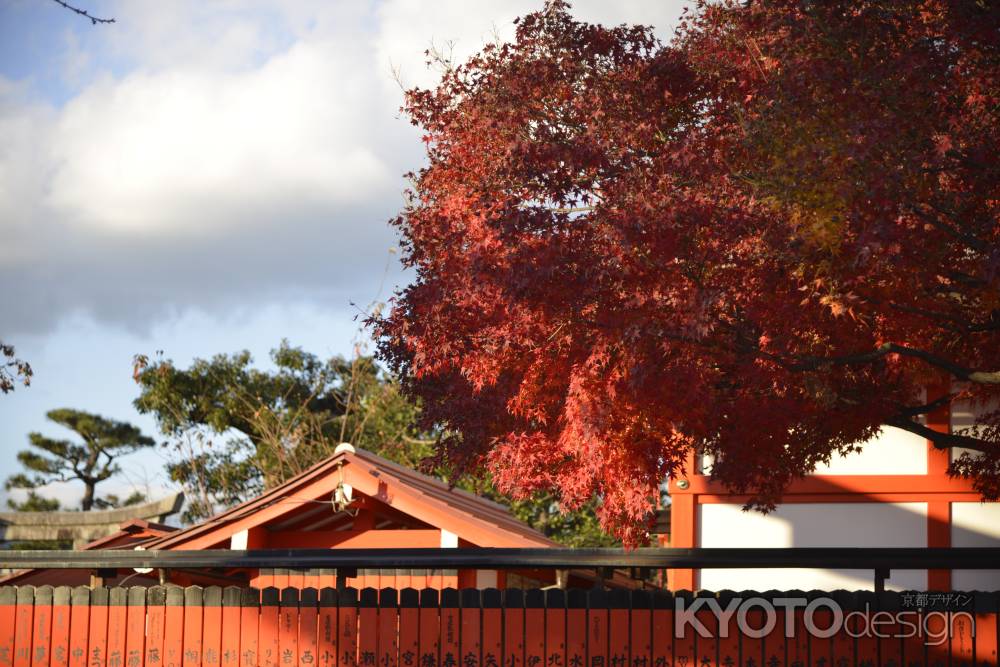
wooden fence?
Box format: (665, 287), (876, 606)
(1, 586), (996, 667)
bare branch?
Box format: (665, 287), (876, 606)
(50, 0), (115, 25)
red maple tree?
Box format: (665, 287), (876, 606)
(373, 1), (1000, 544)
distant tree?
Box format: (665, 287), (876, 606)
(5, 409), (155, 511)
(93, 490), (147, 510)
(1, 341), (32, 394)
(134, 341), (430, 522)
(134, 341), (617, 545)
(6, 491), (61, 512)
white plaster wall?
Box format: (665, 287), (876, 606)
(812, 426), (927, 475)
(951, 502), (1000, 590)
(698, 502), (928, 591)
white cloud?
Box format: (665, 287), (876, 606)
(376, 0), (690, 92)
(0, 0), (688, 336)
(47, 38), (394, 233)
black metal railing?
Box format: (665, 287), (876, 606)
(2, 547), (998, 591)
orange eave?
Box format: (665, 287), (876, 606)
(143, 447), (557, 551)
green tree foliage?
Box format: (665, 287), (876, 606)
(135, 341), (615, 545)
(94, 491), (147, 510)
(5, 409), (154, 511)
(6, 490), (61, 512)
(134, 341), (428, 522)
(503, 493), (618, 547)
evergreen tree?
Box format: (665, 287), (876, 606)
(5, 409), (154, 511)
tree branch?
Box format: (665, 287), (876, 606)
(895, 393), (954, 418)
(50, 0), (115, 25)
(908, 206), (988, 252)
(886, 415), (996, 454)
(792, 342), (1000, 384)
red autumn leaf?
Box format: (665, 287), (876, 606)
(372, 0), (1000, 544)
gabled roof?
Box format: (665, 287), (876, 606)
(143, 446), (556, 550)
(81, 518), (178, 550)
(0, 519), (177, 586)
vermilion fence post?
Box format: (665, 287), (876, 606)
(337, 588), (358, 667)
(397, 590), (419, 667)
(586, 590), (608, 667)
(674, 591), (694, 667)
(68, 588), (90, 667)
(279, 588), (299, 667)
(975, 593), (998, 667)
(566, 590), (585, 667)
(461, 589), (481, 667)
(258, 589), (280, 667)
(737, 591), (763, 667)
(13, 587), (34, 667)
(51, 587), (72, 667)
(787, 591), (808, 667)
(651, 592), (673, 667)
(630, 591), (651, 667)
(853, 592), (876, 667)
(418, 590), (439, 667)
(502, 589), (524, 667)
(358, 589), (377, 667)
(715, 591), (739, 667)
(761, 590), (785, 667)
(182, 588), (204, 667)
(377, 589), (398, 667)
(925, 601), (951, 667)
(107, 588), (127, 667)
(441, 589), (460, 667)
(695, 590), (719, 667)
(220, 587), (242, 667)
(481, 589), (502, 667)
(124, 587), (146, 667)
(164, 587), (185, 667)
(144, 588), (165, 667)
(318, 589), (338, 667)
(202, 587), (223, 667)
(804, 591), (832, 667)
(238, 589), (259, 667)
(545, 590), (566, 667)
(608, 590), (629, 667)
(300, 589), (319, 667)
(952, 601), (975, 667)
(899, 594), (924, 667)
(88, 588), (110, 667)
(31, 586), (53, 667)
(877, 593), (903, 667)
(829, 592), (854, 667)
(524, 590), (545, 667)
(0, 587), (15, 667)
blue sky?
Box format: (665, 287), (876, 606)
(0, 0), (687, 510)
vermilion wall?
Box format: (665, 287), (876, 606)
(669, 394), (1000, 591)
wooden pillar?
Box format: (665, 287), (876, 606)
(668, 451), (698, 590)
(668, 493), (696, 590)
(927, 383), (952, 589)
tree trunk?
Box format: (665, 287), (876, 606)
(81, 482), (95, 511)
